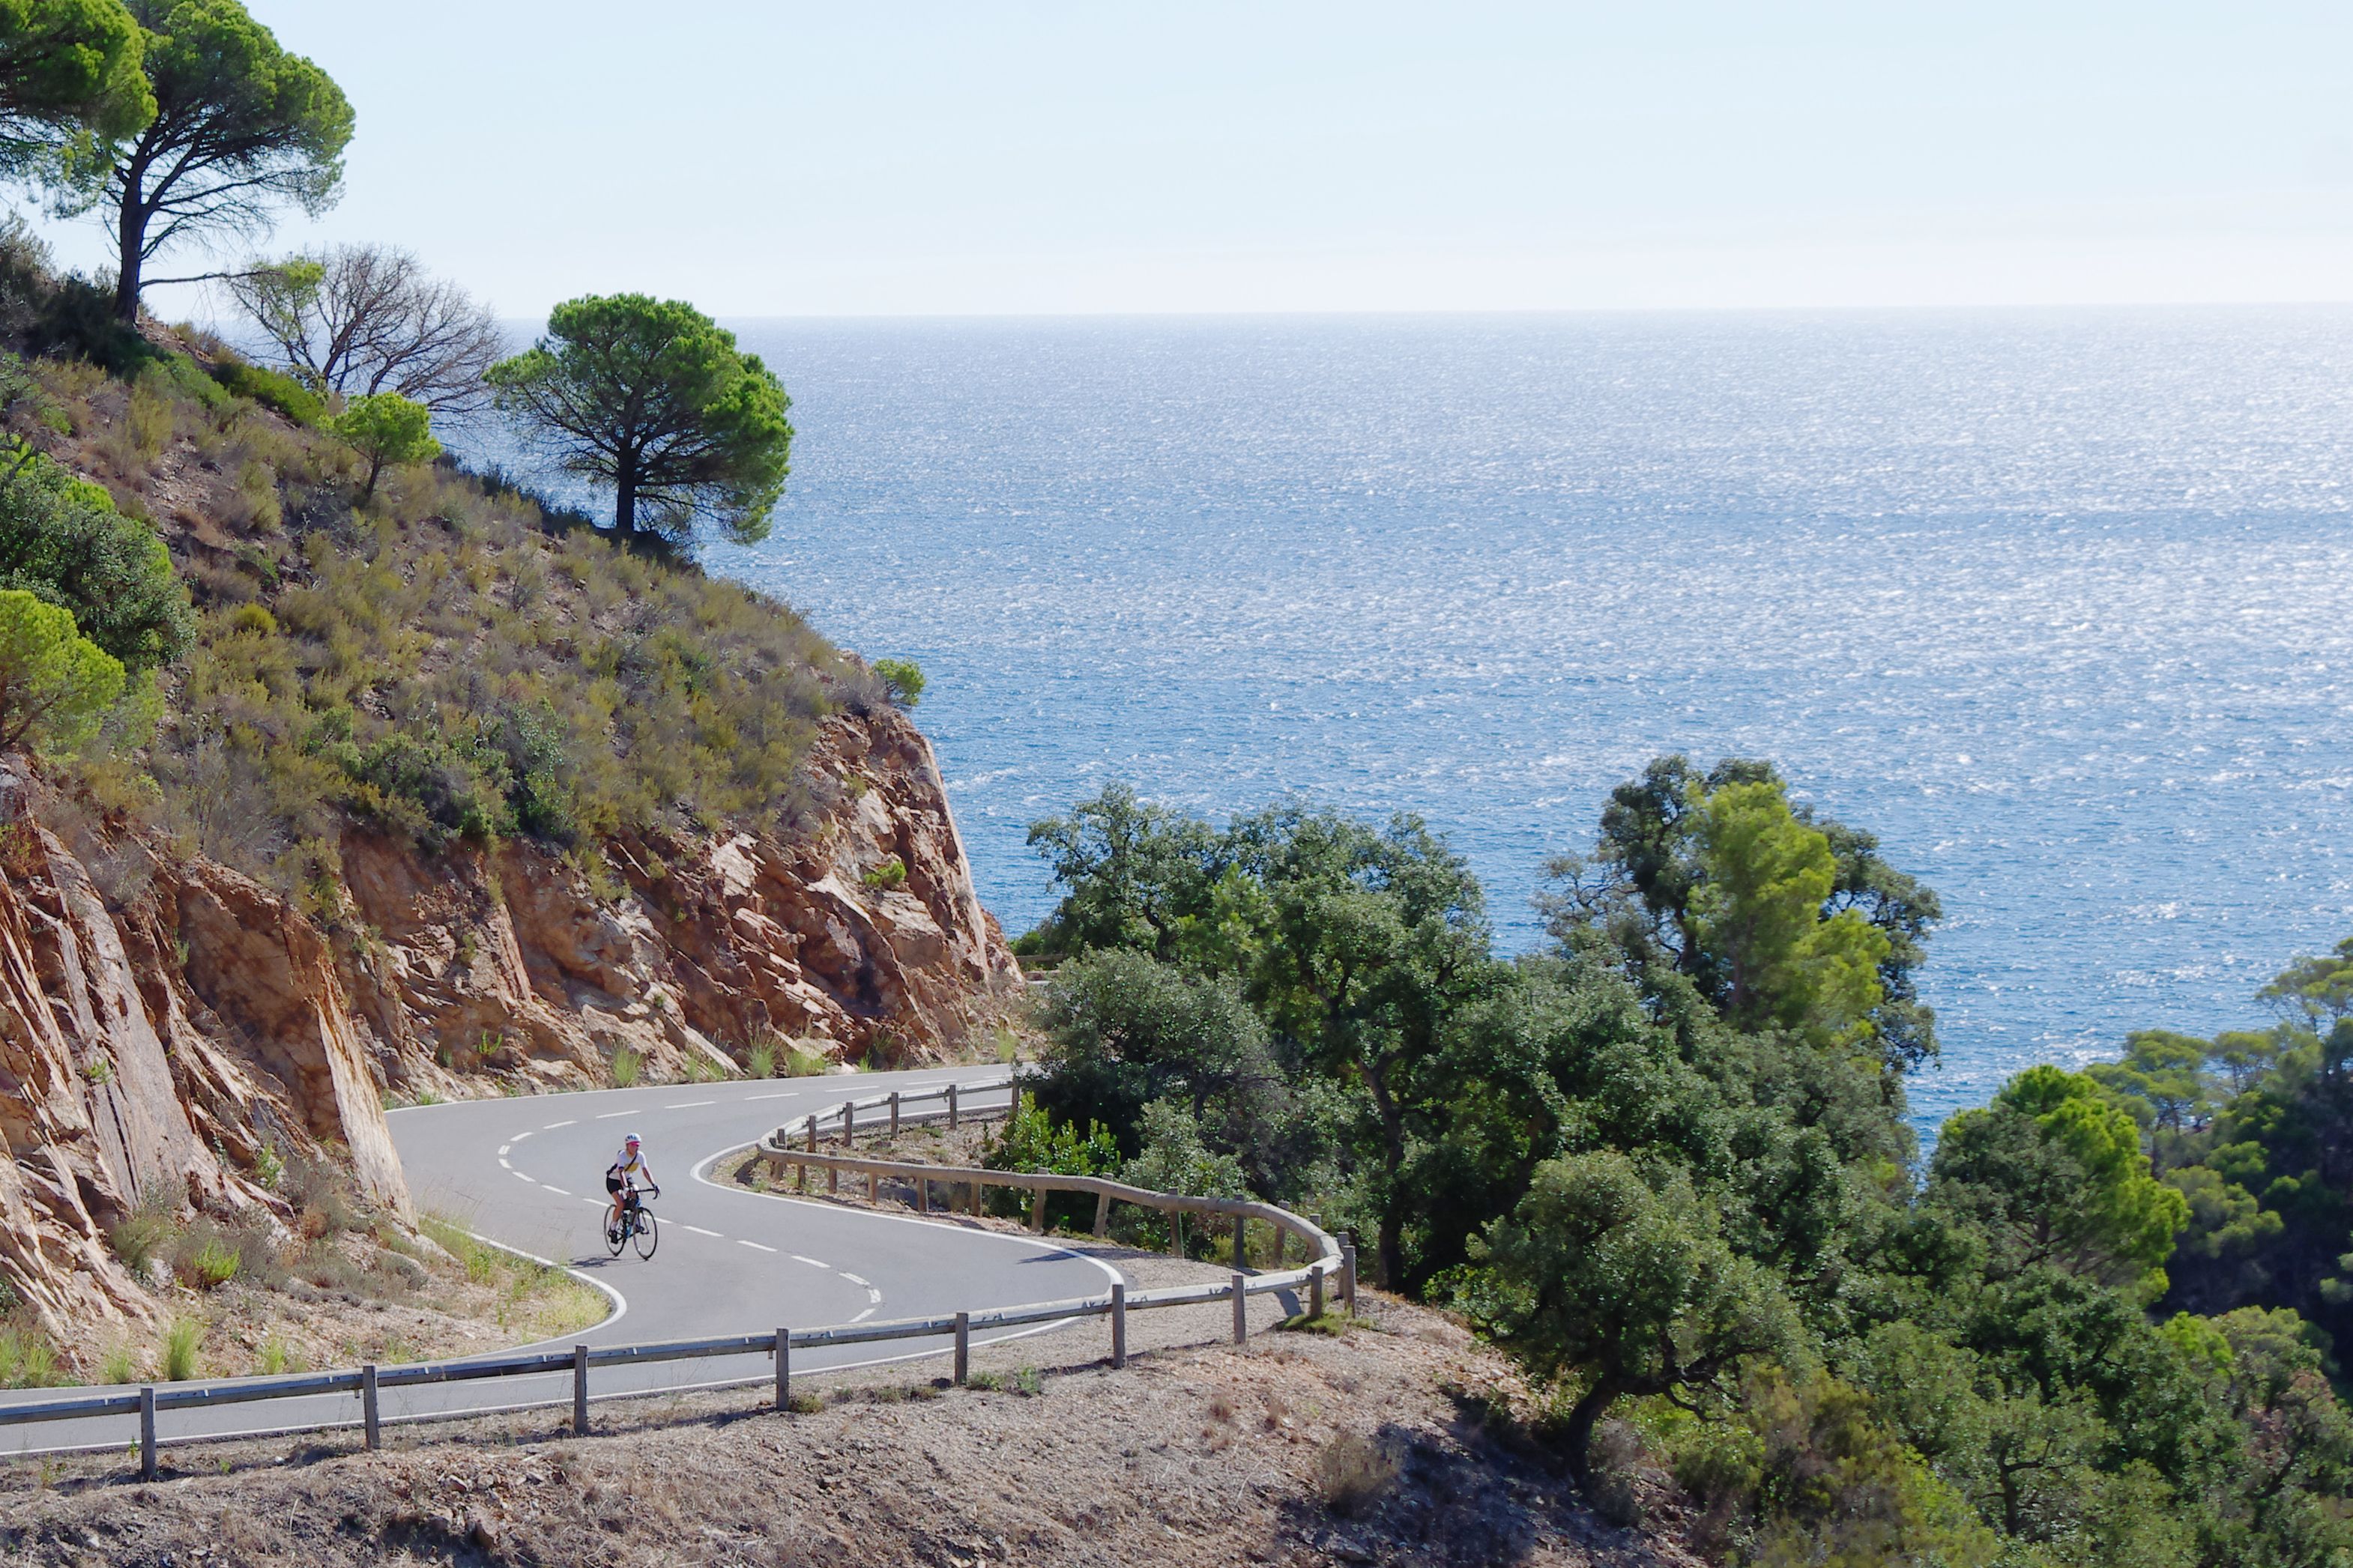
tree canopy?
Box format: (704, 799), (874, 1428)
(0, 584), (122, 751)
(1004, 760), (2353, 1562)
(0, 0), (151, 176)
(226, 243), (501, 414)
(324, 390), (436, 500)
(55, 0), (351, 321)
(486, 294), (793, 546)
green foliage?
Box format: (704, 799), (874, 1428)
(159, 1314), (199, 1380)
(487, 292), (792, 545)
(860, 854), (906, 892)
(0, 0), (154, 174)
(986, 1092), (1121, 1179)
(324, 389), (435, 498)
(872, 656), (923, 707)
(609, 1045), (640, 1087)
(1930, 1065), (2190, 1296)
(1467, 1150), (1797, 1480)
(0, 1324), (59, 1387)
(68, 0), (354, 321)
(208, 351), (320, 423)
(0, 435), (190, 671)
(1690, 778), (1890, 1047)
(0, 584), (122, 751)
(1541, 753), (1943, 1070)
(746, 1037), (776, 1079)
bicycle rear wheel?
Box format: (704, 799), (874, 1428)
(632, 1208), (659, 1259)
(603, 1208), (624, 1257)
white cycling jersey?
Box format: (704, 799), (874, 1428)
(609, 1146), (656, 1188)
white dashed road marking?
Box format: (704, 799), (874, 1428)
(746, 1093), (797, 1101)
(791, 1255), (828, 1269)
(498, 1145), (510, 1156)
(839, 1273), (870, 1287)
(738, 1240), (777, 1253)
(865, 1289), (882, 1304)
(666, 1101), (714, 1110)
(543, 1120), (576, 1130)
(511, 1171), (534, 1184)
(543, 1185), (570, 1196)
(510, 1130), (532, 1142)
(596, 1110), (631, 1120)
(685, 1226), (721, 1238)
(850, 1307), (875, 1323)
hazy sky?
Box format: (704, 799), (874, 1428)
(26, 1), (2353, 319)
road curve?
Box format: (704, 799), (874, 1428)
(3, 1066), (1109, 1455)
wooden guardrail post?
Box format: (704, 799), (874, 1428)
(828, 1161), (839, 1194)
(139, 1384), (156, 1480)
(362, 1363), (381, 1450)
(916, 1177), (929, 1214)
(1339, 1232), (1357, 1312)
(842, 1102), (854, 1145)
(946, 1083), (958, 1128)
(1230, 1274), (1248, 1345)
(889, 1091), (900, 1135)
(952, 1312), (970, 1385)
(774, 1328), (790, 1411)
(1309, 1263), (1325, 1320)
(805, 1117), (818, 1152)
(1111, 1282), (1127, 1369)
(1030, 1184), (1048, 1233)
(1234, 1214), (1248, 1269)
(1093, 1190), (1111, 1239)
(573, 1344), (589, 1434)
(1168, 1210), (1184, 1258)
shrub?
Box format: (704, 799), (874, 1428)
(0, 1326), (59, 1388)
(0, 441), (193, 673)
(861, 856), (907, 892)
(747, 1038), (776, 1079)
(160, 1317), (202, 1381)
(100, 1345), (136, 1384)
(175, 1232), (241, 1290)
(1314, 1432), (1398, 1516)
(611, 1046), (641, 1087)
(209, 356), (324, 426)
(872, 657), (924, 707)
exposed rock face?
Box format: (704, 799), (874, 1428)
(332, 706), (1021, 1100)
(0, 709), (1017, 1340)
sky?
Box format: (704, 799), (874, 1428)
(24, 1), (2353, 320)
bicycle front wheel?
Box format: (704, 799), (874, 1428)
(633, 1208), (659, 1259)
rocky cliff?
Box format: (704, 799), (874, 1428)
(0, 707), (1018, 1345)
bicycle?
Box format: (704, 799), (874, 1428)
(605, 1185), (659, 1259)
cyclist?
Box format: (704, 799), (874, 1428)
(605, 1133), (660, 1241)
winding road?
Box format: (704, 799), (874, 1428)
(4, 1067), (1109, 1456)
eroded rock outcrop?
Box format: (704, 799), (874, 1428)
(0, 709), (1018, 1341)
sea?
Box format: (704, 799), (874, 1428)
(570, 309), (2348, 1133)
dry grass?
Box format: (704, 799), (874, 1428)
(0, 1297), (1694, 1568)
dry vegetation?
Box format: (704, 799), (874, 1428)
(1, 1154), (603, 1390)
(10, 333), (876, 913)
(0, 1293), (1697, 1568)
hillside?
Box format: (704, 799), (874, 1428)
(0, 297), (1018, 1355)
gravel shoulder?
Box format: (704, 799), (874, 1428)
(0, 1293), (1700, 1567)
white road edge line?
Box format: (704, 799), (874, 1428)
(689, 1130), (1127, 1291)
(543, 1185), (571, 1196)
(737, 1239), (777, 1253)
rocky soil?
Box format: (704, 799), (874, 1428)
(0, 1293), (1702, 1568)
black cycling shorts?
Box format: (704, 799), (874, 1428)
(605, 1172), (623, 1195)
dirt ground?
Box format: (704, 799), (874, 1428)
(0, 1289), (1702, 1567)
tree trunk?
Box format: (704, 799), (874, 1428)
(613, 461), (637, 537)
(1561, 1375), (1624, 1489)
(113, 192), (145, 325)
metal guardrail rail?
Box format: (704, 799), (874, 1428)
(0, 1074), (1358, 1480)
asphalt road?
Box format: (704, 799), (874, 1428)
(3, 1067), (1109, 1456)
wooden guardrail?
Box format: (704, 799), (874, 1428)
(0, 1077), (1357, 1479)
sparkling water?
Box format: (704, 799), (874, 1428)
(691, 310), (2353, 1128)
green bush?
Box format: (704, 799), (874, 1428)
(160, 1317), (202, 1381)
(209, 356), (324, 426)
(611, 1046), (641, 1087)
(861, 856), (907, 892)
(0, 437), (193, 673)
(342, 730), (509, 850)
(0, 1326), (59, 1388)
(872, 657), (924, 707)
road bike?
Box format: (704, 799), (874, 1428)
(605, 1187), (659, 1259)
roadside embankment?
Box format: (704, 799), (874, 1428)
(0, 1290), (1699, 1567)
